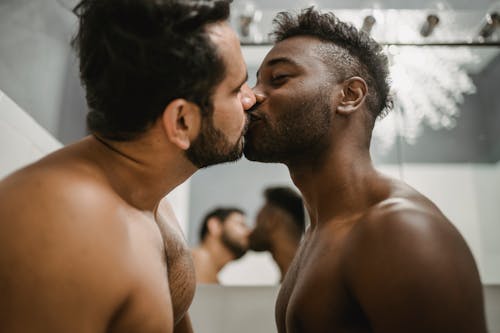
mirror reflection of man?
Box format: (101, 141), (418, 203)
(249, 187), (305, 282)
(244, 7), (487, 333)
(0, 1), (256, 332)
(191, 208), (251, 284)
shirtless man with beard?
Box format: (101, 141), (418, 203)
(244, 8), (487, 333)
(191, 207), (250, 284)
(0, 0), (255, 332)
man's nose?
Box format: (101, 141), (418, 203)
(240, 83), (256, 110)
(252, 86), (266, 104)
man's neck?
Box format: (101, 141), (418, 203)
(270, 236), (299, 281)
(191, 247), (219, 283)
(288, 143), (389, 227)
(83, 134), (196, 212)
(200, 239), (235, 272)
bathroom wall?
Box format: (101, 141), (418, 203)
(0, 89), (62, 179)
(0, 0), (87, 145)
(190, 285), (278, 333)
(486, 285), (500, 333)
(475, 162), (500, 284)
(400, 163), (500, 284)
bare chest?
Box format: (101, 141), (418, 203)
(276, 230), (370, 333)
(110, 212), (195, 333)
(155, 212), (196, 324)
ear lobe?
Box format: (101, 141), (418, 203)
(161, 99), (201, 150)
(336, 77), (368, 116)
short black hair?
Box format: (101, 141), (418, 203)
(272, 7), (392, 120)
(199, 207), (245, 241)
(72, 0), (231, 141)
(265, 186), (305, 234)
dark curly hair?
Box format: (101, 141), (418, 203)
(272, 7), (392, 120)
(265, 186), (305, 235)
(72, 0), (232, 141)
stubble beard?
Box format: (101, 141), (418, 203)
(186, 113), (248, 169)
(221, 231), (248, 259)
(244, 91), (332, 166)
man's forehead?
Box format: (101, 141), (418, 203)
(227, 212), (245, 221)
(206, 21), (238, 45)
(262, 36), (327, 68)
(206, 22), (247, 84)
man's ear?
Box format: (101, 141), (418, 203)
(336, 77), (368, 116)
(161, 99), (202, 150)
(207, 217), (223, 237)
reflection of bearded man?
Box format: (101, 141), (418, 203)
(192, 208), (251, 284)
(221, 225), (247, 259)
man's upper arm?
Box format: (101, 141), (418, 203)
(345, 208), (487, 333)
(0, 180), (133, 332)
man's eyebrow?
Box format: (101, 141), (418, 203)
(256, 57), (300, 79)
(266, 57), (300, 68)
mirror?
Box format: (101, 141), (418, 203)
(187, 45), (500, 286)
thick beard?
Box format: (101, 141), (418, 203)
(221, 231), (247, 259)
(185, 113), (246, 169)
(244, 90), (332, 165)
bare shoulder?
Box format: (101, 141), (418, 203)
(352, 187), (462, 255)
(0, 160), (130, 237)
(342, 186), (486, 332)
(346, 187), (475, 281)
(0, 163), (138, 331)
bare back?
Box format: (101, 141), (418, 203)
(276, 178), (487, 333)
(0, 144), (195, 333)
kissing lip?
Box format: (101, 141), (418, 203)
(247, 114), (263, 130)
(248, 112), (263, 122)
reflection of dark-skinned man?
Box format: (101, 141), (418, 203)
(244, 8), (487, 333)
(0, 1), (256, 332)
(192, 207), (250, 284)
(249, 186), (305, 282)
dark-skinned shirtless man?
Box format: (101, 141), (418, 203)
(244, 8), (487, 333)
(0, 0), (255, 332)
